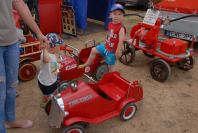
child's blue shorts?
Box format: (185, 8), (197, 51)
(96, 43), (116, 65)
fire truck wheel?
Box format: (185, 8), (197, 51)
(143, 52), (155, 58)
(150, 59), (171, 82)
(120, 103), (137, 121)
(45, 100), (51, 115)
(177, 56), (194, 71)
(62, 124), (85, 133)
(119, 41), (135, 65)
(18, 62), (37, 81)
(95, 64), (109, 81)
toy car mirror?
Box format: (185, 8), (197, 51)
(60, 45), (73, 53)
(69, 80), (78, 92)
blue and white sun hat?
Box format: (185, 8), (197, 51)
(46, 33), (64, 48)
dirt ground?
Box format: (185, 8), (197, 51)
(9, 8), (198, 133)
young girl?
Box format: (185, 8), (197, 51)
(37, 33), (63, 107)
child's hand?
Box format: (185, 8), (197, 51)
(37, 33), (48, 44)
(40, 43), (47, 50)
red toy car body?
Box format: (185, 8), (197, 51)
(160, 38), (188, 55)
(59, 42), (108, 82)
(46, 72), (143, 133)
(119, 9), (194, 82)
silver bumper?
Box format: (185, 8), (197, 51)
(48, 96), (69, 128)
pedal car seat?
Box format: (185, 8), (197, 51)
(97, 72), (127, 101)
(79, 47), (102, 63)
(79, 47), (92, 63)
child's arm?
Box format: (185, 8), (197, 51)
(42, 48), (51, 63)
(115, 27), (126, 58)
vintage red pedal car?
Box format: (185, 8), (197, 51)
(119, 9), (195, 82)
(45, 72), (143, 133)
(19, 34), (41, 81)
(58, 41), (108, 82)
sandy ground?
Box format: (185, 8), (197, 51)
(8, 8), (198, 133)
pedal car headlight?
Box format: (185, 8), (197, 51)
(69, 80), (78, 92)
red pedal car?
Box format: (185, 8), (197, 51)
(119, 9), (195, 82)
(58, 40), (108, 82)
(45, 72), (143, 133)
(19, 34), (41, 81)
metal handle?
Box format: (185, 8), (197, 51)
(83, 74), (97, 83)
(65, 44), (79, 55)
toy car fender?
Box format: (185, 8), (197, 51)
(63, 117), (88, 127)
(117, 98), (138, 112)
(20, 57), (33, 64)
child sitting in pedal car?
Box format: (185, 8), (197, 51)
(78, 4), (126, 72)
(37, 33), (64, 107)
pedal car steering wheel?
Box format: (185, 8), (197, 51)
(60, 45), (73, 54)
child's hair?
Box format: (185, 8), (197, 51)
(46, 33), (64, 48)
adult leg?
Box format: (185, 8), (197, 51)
(4, 43), (32, 129)
(4, 43), (19, 123)
(0, 47), (6, 133)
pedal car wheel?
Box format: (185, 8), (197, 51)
(120, 103), (137, 121)
(150, 59), (171, 82)
(62, 124), (85, 133)
(95, 64), (108, 81)
(177, 56), (193, 71)
(45, 100), (52, 115)
(143, 52), (155, 58)
(18, 62), (37, 81)
(119, 41), (135, 65)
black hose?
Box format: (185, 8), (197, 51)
(124, 13), (144, 19)
(125, 12), (198, 23)
(170, 14), (198, 22)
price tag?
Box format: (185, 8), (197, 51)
(143, 9), (160, 26)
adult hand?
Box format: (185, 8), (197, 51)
(36, 33), (48, 49)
